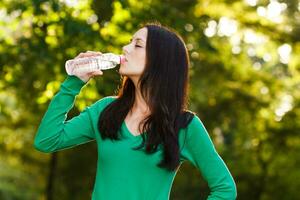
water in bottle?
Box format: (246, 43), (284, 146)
(65, 53), (126, 76)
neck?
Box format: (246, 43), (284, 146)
(131, 90), (150, 115)
(127, 76), (151, 115)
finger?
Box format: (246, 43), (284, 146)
(87, 71), (100, 78)
(92, 70), (103, 76)
(75, 53), (84, 59)
(86, 51), (102, 57)
(96, 70), (103, 75)
(75, 52), (88, 59)
(75, 52), (99, 59)
(87, 50), (102, 55)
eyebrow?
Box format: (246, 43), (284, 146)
(130, 37), (145, 43)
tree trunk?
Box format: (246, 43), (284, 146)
(46, 152), (57, 200)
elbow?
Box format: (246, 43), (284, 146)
(33, 130), (60, 153)
(222, 178), (237, 200)
(209, 179), (237, 200)
(228, 183), (237, 200)
(225, 180), (238, 200)
(223, 172), (238, 200)
(33, 140), (52, 153)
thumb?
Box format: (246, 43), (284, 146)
(91, 70), (103, 76)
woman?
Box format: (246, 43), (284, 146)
(34, 22), (237, 200)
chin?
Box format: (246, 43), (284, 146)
(117, 66), (126, 75)
(118, 70), (130, 77)
(118, 64), (141, 77)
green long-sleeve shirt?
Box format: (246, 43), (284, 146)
(33, 75), (237, 200)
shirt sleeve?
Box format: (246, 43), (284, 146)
(181, 115), (237, 200)
(33, 75), (96, 153)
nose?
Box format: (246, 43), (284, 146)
(122, 45), (129, 56)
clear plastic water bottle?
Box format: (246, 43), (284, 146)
(65, 53), (126, 76)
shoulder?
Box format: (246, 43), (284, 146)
(185, 112), (206, 132)
(178, 111), (205, 155)
(180, 112), (214, 151)
(87, 95), (118, 114)
(97, 95), (118, 104)
(178, 110), (196, 129)
(179, 111), (208, 138)
(184, 113), (211, 143)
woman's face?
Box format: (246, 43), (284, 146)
(119, 27), (148, 78)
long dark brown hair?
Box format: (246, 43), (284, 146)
(97, 21), (195, 172)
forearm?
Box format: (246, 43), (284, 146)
(33, 75), (86, 152)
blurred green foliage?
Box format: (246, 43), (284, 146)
(0, 0), (299, 199)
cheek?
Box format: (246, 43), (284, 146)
(137, 52), (146, 65)
(129, 51), (145, 66)
(128, 53), (146, 73)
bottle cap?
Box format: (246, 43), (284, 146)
(120, 55), (126, 64)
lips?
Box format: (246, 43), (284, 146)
(120, 55), (127, 64)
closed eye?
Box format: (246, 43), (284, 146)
(135, 45), (142, 48)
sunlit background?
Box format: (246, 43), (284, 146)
(0, 0), (299, 199)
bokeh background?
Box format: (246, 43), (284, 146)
(1, 0), (300, 199)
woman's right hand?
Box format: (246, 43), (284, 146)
(73, 50), (104, 83)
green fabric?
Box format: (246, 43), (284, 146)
(34, 75), (237, 200)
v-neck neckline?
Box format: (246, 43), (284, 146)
(122, 121), (146, 138)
